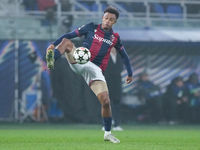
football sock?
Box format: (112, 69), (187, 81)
(54, 49), (61, 61)
(103, 117), (112, 132)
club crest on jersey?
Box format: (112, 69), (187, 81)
(92, 34), (113, 45)
(110, 35), (115, 41)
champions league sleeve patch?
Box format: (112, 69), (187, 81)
(78, 24), (85, 31)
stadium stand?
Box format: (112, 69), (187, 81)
(167, 5), (183, 18)
(0, 0), (199, 40)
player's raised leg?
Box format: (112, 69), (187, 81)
(46, 38), (75, 69)
(91, 81), (120, 143)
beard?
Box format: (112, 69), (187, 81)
(102, 24), (111, 31)
(104, 27), (110, 30)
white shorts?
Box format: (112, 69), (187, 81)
(69, 61), (106, 86)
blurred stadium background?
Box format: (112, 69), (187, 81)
(0, 0), (200, 125)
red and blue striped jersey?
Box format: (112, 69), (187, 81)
(75, 22), (123, 71)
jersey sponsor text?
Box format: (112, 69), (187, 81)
(92, 34), (113, 45)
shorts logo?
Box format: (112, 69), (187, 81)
(92, 34), (113, 45)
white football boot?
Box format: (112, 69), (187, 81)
(104, 133), (120, 143)
(46, 49), (55, 69)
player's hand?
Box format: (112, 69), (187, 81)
(46, 44), (55, 52)
(125, 76), (133, 84)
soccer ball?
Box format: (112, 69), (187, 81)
(73, 47), (91, 64)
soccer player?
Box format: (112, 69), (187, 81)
(46, 6), (133, 143)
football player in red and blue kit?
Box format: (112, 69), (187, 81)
(46, 6), (133, 143)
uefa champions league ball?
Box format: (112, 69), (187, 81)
(73, 47), (91, 64)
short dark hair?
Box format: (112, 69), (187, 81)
(104, 6), (119, 19)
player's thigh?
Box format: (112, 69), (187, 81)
(90, 80), (108, 96)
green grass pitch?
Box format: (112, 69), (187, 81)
(0, 123), (200, 150)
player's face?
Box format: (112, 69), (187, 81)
(102, 12), (117, 31)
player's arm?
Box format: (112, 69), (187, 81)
(47, 22), (94, 51)
(46, 30), (78, 51)
(118, 47), (133, 84)
(53, 31), (79, 48)
(115, 35), (133, 84)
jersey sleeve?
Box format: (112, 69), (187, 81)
(52, 30), (78, 46)
(115, 36), (133, 77)
(52, 22), (94, 46)
(75, 22), (94, 37)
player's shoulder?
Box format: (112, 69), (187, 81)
(78, 22), (95, 30)
(88, 22), (99, 30)
(86, 22), (96, 28)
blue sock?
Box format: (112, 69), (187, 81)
(103, 117), (112, 131)
(54, 49), (61, 61)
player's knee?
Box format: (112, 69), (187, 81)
(99, 93), (110, 108)
(103, 99), (110, 109)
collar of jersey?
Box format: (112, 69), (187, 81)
(99, 24), (113, 34)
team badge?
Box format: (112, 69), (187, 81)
(110, 35), (115, 41)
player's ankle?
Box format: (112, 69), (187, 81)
(104, 131), (111, 136)
(54, 49), (61, 61)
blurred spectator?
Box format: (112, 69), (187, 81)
(185, 73), (200, 123)
(104, 48), (123, 131)
(45, 8), (55, 23)
(164, 76), (189, 125)
(25, 50), (52, 122)
(41, 8), (56, 27)
(60, 0), (72, 12)
(37, 0), (56, 11)
(61, 0), (73, 33)
(137, 72), (163, 123)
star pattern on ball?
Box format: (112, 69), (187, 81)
(73, 47), (91, 64)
